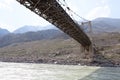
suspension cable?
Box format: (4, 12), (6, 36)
(57, 0), (92, 32)
(62, 0), (89, 22)
(33, 0), (41, 8)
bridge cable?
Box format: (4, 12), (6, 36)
(62, 0), (89, 22)
(33, 0), (41, 8)
(59, 0), (99, 52)
(63, 0), (91, 32)
(57, 0), (93, 32)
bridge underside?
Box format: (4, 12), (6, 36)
(16, 0), (92, 51)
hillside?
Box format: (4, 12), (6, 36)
(0, 18), (120, 66)
(0, 32), (120, 67)
(0, 28), (10, 37)
(92, 18), (120, 33)
(0, 29), (69, 47)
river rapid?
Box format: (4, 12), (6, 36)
(0, 62), (119, 80)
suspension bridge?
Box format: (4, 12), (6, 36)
(16, 0), (93, 58)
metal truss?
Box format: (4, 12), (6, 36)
(16, 0), (92, 51)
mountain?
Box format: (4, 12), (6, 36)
(13, 26), (39, 33)
(0, 29), (69, 47)
(13, 18), (120, 34)
(0, 28), (10, 37)
(1, 17), (120, 47)
(91, 18), (120, 33)
(13, 25), (57, 33)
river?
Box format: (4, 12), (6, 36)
(0, 62), (119, 80)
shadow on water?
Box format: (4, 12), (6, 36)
(79, 67), (120, 80)
(77, 48), (120, 80)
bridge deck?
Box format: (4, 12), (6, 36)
(16, 0), (92, 50)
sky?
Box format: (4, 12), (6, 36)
(0, 0), (120, 32)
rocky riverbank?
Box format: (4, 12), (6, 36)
(0, 32), (120, 67)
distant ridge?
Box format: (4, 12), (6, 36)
(0, 28), (10, 37)
(0, 29), (69, 47)
(13, 25), (57, 34)
(1, 17), (120, 47)
(12, 18), (120, 34)
(92, 18), (120, 33)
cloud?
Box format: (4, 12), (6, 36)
(0, 0), (15, 10)
(86, 5), (111, 20)
(86, 0), (110, 20)
(4, 0), (15, 5)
